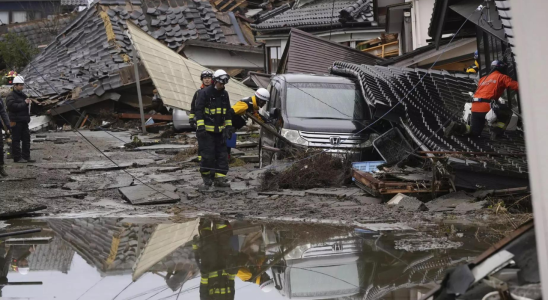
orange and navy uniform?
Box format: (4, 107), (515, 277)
(472, 71), (519, 113)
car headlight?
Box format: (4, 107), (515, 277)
(281, 128), (308, 146)
(284, 244), (311, 260)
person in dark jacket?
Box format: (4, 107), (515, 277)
(0, 97), (11, 176)
(190, 70), (214, 128)
(190, 70), (213, 163)
(195, 69), (233, 189)
(6, 76), (35, 163)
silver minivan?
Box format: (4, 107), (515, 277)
(260, 74), (375, 167)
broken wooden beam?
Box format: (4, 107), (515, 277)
(117, 113), (173, 121)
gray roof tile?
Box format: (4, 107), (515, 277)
(254, 0), (377, 31)
(21, 0), (229, 103)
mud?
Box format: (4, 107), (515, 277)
(0, 130), (532, 229)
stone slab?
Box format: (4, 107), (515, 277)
(387, 193), (428, 211)
(454, 200), (487, 213)
(30, 162), (83, 169)
(230, 148), (245, 157)
(426, 191), (474, 212)
(119, 184), (180, 205)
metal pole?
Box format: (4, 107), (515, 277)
(0, 228), (42, 238)
(132, 46), (147, 134)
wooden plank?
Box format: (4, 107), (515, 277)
(79, 115), (89, 129)
(220, 0), (235, 11)
(228, 0), (246, 11)
(117, 113), (173, 121)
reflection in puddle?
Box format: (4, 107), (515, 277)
(0, 218), (496, 300)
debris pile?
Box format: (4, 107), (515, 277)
(260, 152), (351, 191)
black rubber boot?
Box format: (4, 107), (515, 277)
(199, 176), (213, 191)
(214, 177), (230, 188)
(0, 165), (7, 177)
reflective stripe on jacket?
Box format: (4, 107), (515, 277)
(195, 85), (232, 133)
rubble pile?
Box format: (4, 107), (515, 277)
(260, 152), (351, 191)
(330, 62), (527, 175)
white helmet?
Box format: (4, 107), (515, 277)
(260, 279), (275, 293)
(18, 267), (30, 275)
(213, 69), (229, 84)
(255, 88), (270, 102)
(13, 75), (24, 84)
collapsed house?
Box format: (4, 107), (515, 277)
(330, 62), (527, 191)
(20, 0), (262, 120)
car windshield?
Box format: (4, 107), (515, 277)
(285, 82), (367, 120)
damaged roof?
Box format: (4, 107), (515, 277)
(330, 62), (527, 175)
(22, 0), (228, 102)
(278, 28), (381, 74)
(253, 0), (376, 32)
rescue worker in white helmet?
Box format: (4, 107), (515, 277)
(227, 88), (270, 158)
(195, 69), (233, 189)
(6, 75), (35, 163)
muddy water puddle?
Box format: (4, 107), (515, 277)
(0, 217), (506, 299)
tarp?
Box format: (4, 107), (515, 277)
(126, 21), (255, 111)
(132, 218), (200, 281)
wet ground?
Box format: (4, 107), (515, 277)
(0, 216), (513, 300)
(1, 130), (530, 226)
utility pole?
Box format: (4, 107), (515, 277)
(126, 30), (147, 134)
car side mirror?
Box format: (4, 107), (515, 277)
(269, 107), (280, 119)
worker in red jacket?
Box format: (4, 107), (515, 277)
(445, 60), (519, 138)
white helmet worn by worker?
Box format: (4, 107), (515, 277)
(13, 75), (24, 84)
(18, 267), (30, 275)
(255, 88), (270, 102)
(260, 279), (275, 293)
(213, 69), (229, 84)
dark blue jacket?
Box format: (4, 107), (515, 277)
(6, 90), (30, 123)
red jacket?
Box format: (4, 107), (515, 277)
(472, 71), (519, 112)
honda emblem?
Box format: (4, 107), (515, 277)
(329, 136), (341, 145)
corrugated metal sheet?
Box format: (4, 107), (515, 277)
(280, 28), (381, 74)
(132, 219), (200, 281)
(127, 21), (255, 110)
